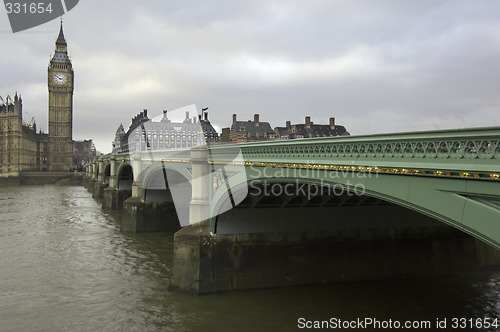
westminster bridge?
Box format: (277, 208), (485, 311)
(84, 127), (500, 294)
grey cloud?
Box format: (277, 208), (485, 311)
(1, 0), (500, 152)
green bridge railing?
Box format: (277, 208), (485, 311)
(208, 126), (500, 181)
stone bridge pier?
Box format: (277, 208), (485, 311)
(103, 155), (131, 210)
(84, 153), (181, 233)
(169, 204), (500, 295)
(83, 161), (97, 192)
(93, 157), (108, 199)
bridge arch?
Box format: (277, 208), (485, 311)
(210, 167), (500, 249)
(117, 163), (133, 191)
(103, 163), (111, 184)
(141, 165), (192, 226)
(142, 166), (191, 202)
(214, 179), (454, 236)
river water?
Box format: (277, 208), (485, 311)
(0, 185), (499, 331)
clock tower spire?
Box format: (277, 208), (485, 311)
(48, 21), (74, 171)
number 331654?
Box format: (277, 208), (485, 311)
(5, 2), (53, 14)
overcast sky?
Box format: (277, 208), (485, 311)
(1, 0), (500, 153)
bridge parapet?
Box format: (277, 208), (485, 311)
(106, 149), (192, 164)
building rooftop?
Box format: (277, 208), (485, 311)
(232, 114), (275, 140)
(275, 116), (350, 139)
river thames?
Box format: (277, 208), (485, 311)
(1, 185), (499, 331)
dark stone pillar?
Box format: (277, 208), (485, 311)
(103, 188), (131, 210)
(86, 179), (95, 192)
(169, 221), (214, 294)
(121, 198), (180, 232)
(169, 224), (499, 295)
(92, 181), (108, 199)
(85, 162), (97, 193)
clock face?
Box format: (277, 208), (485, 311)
(53, 73), (67, 85)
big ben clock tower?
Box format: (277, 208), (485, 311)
(48, 22), (74, 171)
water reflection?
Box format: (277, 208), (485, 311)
(0, 185), (499, 332)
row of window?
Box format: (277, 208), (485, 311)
(237, 132), (275, 138)
(140, 135), (199, 141)
(134, 142), (201, 150)
(49, 86), (71, 91)
(51, 64), (68, 70)
(135, 132), (202, 137)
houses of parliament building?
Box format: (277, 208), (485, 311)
(0, 23), (75, 174)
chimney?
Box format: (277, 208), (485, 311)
(254, 114), (259, 125)
(204, 112), (208, 120)
(286, 121), (291, 130)
(143, 109), (148, 118)
(162, 110), (168, 119)
(329, 117), (336, 128)
(185, 111), (189, 120)
(232, 114), (237, 124)
(305, 116), (311, 127)
(193, 116), (197, 124)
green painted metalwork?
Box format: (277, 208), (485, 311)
(209, 126), (500, 178)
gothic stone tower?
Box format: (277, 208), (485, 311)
(0, 94), (23, 174)
(48, 22), (74, 171)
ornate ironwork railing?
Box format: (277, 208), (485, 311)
(209, 127), (500, 180)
